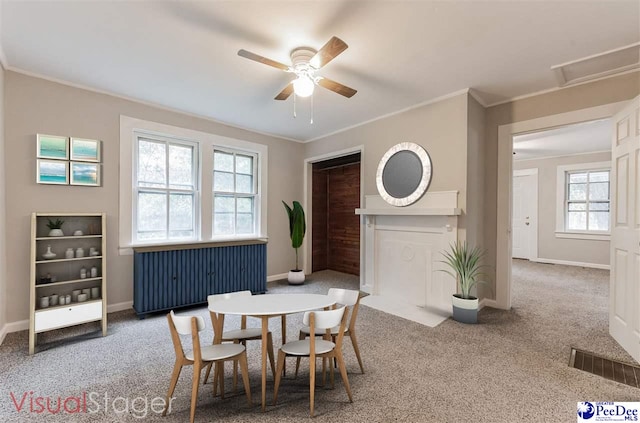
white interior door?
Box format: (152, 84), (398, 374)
(610, 95), (640, 363)
(512, 171), (538, 259)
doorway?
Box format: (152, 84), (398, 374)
(311, 153), (361, 275)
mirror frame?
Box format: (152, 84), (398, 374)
(376, 142), (432, 207)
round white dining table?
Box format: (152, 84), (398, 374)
(208, 293), (336, 411)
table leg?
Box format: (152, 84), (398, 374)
(261, 315), (268, 411)
(281, 314), (287, 376)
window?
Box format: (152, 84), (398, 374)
(213, 149), (257, 236)
(565, 170), (610, 232)
(134, 134), (199, 243)
(555, 160), (611, 239)
(120, 116), (268, 251)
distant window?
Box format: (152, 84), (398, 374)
(212, 148), (258, 236)
(134, 135), (198, 243)
(565, 169), (610, 232)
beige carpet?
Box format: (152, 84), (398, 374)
(0, 263), (637, 422)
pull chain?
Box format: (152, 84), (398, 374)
(293, 93), (297, 118)
(310, 92), (314, 124)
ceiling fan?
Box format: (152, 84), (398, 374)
(238, 36), (357, 101)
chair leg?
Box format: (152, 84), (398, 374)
(232, 340), (241, 393)
(203, 362), (212, 385)
(238, 352), (252, 406)
(217, 361), (225, 399)
(350, 332), (365, 373)
(272, 350), (287, 405)
(267, 333), (276, 379)
(294, 330), (305, 378)
(309, 356), (316, 417)
(190, 362), (202, 423)
(335, 350), (353, 403)
(163, 361), (182, 416)
(321, 357), (326, 387)
(329, 354), (335, 389)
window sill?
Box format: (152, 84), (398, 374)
(555, 231), (610, 241)
(120, 237), (268, 255)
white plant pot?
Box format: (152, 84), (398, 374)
(48, 229), (64, 237)
(287, 270), (305, 285)
(452, 295), (479, 324)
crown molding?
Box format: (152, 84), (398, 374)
(6, 66), (305, 144)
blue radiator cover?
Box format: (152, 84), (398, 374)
(133, 243), (267, 317)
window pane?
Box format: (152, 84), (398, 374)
(589, 182), (609, 201)
(569, 172), (587, 183)
(567, 211), (586, 230)
(590, 202), (610, 211)
(169, 144), (193, 189)
(236, 155), (253, 175)
(589, 211), (609, 231)
(236, 174), (253, 194)
(214, 195), (234, 213)
(568, 202), (586, 211)
(589, 171), (609, 182)
(169, 193), (193, 232)
(568, 183), (586, 201)
(138, 140), (166, 188)
(213, 213), (234, 235)
(214, 151), (234, 172)
(237, 197), (253, 213)
(137, 192), (167, 238)
(236, 213), (254, 234)
(214, 171), (234, 192)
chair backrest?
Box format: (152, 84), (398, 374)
(207, 290), (252, 307)
(170, 310), (205, 335)
(303, 306), (345, 330)
(328, 288), (359, 306)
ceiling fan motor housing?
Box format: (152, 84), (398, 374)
(291, 47), (318, 70)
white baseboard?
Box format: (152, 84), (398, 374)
(532, 258), (610, 270)
(479, 298), (502, 310)
(3, 319), (29, 335)
(267, 273), (288, 283)
(107, 301), (133, 313)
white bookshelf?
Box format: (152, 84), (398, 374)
(29, 212), (107, 354)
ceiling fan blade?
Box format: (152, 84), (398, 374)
(311, 36), (348, 68)
(318, 77), (357, 98)
(238, 49), (289, 71)
(275, 83), (294, 100)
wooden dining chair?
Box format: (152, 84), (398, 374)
(295, 288), (364, 376)
(273, 306), (353, 417)
(204, 291), (276, 393)
(163, 311), (251, 423)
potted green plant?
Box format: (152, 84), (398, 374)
(46, 218), (65, 237)
(282, 200), (306, 285)
(440, 241), (488, 324)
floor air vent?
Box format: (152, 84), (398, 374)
(570, 347), (639, 389)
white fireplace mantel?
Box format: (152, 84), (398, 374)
(357, 191), (459, 327)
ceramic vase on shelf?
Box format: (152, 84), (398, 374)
(42, 245), (56, 260)
(48, 229), (64, 237)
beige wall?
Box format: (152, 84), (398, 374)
(4, 71), (304, 323)
(0, 65), (6, 335)
(484, 72), (640, 298)
(466, 95), (486, 247)
(304, 93), (470, 236)
(514, 151), (611, 266)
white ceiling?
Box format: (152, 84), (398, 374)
(513, 118), (612, 161)
(2, 1), (639, 142)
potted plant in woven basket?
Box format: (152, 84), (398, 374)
(440, 241), (489, 324)
(282, 200), (306, 285)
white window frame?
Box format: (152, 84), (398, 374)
(212, 147), (259, 238)
(119, 116), (268, 254)
(555, 161), (611, 240)
(133, 133), (200, 244)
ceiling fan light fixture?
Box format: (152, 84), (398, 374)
(293, 75), (315, 97)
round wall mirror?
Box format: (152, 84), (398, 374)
(376, 142), (432, 207)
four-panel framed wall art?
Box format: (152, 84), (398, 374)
(36, 134), (102, 186)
